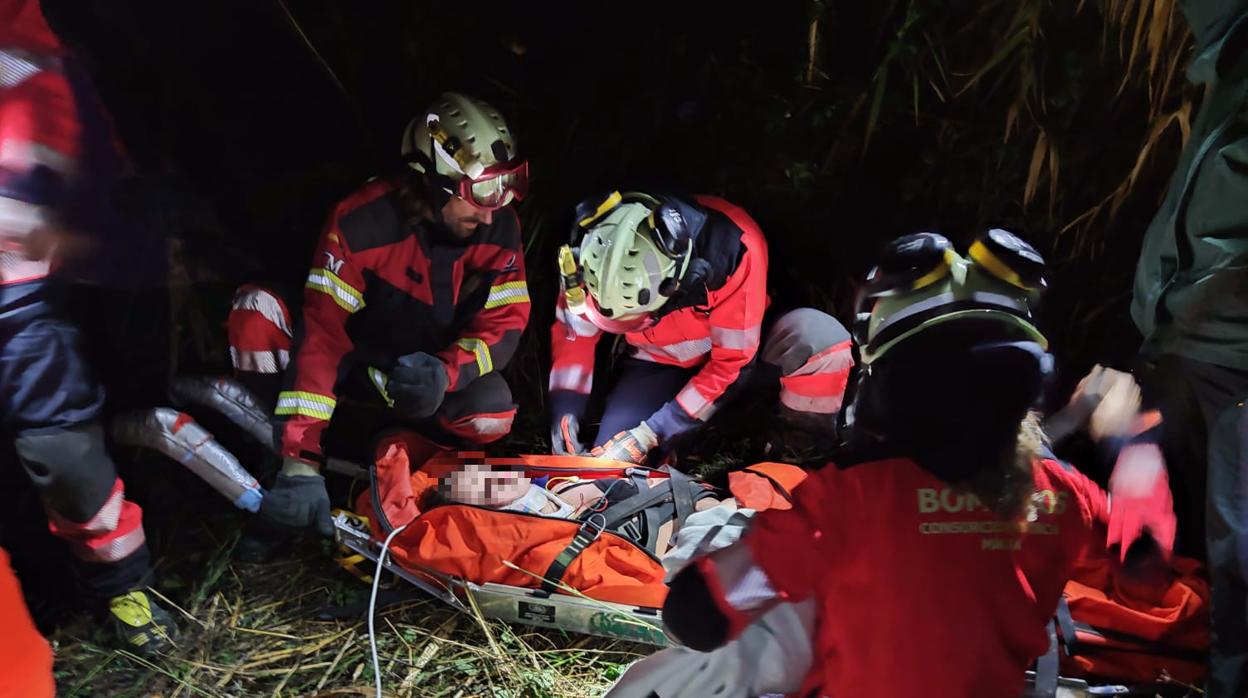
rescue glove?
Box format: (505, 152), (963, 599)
(1106, 443), (1176, 564)
(550, 414), (585, 455)
(592, 421), (659, 465)
(390, 351), (450, 419)
(1043, 364), (1139, 445)
(259, 457), (333, 537)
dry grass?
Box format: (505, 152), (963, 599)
(50, 518), (649, 698)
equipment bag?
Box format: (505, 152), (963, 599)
(1054, 550), (1210, 686)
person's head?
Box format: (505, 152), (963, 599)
(561, 191), (700, 333)
(400, 92), (527, 239)
(434, 461), (531, 508)
(851, 229), (1051, 516)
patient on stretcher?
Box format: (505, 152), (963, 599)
(429, 461), (730, 557)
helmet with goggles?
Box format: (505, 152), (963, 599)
(558, 191), (696, 334)
(401, 92), (528, 211)
(853, 229), (1048, 365)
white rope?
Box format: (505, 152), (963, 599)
(369, 523), (409, 698)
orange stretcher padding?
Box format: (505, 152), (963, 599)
(355, 452), (808, 608)
(1060, 547), (1210, 685)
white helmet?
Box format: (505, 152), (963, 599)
(400, 92), (527, 210)
(577, 193), (693, 329)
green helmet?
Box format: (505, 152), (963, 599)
(578, 193), (693, 324)
(400, 92), (527, 209)
(853, 229), (1048, 365)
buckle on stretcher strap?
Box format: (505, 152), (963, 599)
(538, 513), (606, 597)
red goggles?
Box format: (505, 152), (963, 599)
(580, 293), (655, 334)
(455, 160), (529, 211)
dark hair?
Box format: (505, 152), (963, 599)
(393, 170), (437, 227)
(419, 484), (450, 511)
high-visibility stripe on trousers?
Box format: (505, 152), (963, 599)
(760, 309), (854, 420)
(593, 308), (854, 448)
(3, 288), (152, 599)
(228, 284), (293, 375)
(434, 372), (517, 445)
(45, 477), (147, 563)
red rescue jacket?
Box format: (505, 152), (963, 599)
(0, 0), (74, 287)
(278, 179), (529, 460)
(694, 452), (1113, 698)
(0, 0), (139, 292)
(549, 194), (768, 441)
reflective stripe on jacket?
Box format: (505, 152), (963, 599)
(279, 179), (529, 459)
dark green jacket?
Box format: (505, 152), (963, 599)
(1132, 0), (1248, 370)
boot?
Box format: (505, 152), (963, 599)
(107, 589), (177, 656)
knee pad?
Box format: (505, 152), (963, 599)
(169, 374), (277, 451)
(15, 423), (117, 523)
(111, 407), (264, 512)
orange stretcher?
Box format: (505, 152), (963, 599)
(332, 451), (805, 646)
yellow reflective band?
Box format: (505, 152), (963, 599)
(484, 280), (530, 309)
(456, 337), (493, 376)
(306, 269), (365, 314)
(108, 591), (154, 628)
(368, 367), (395, 408)
(275, 390), (337, 420)
(969, 240), (1030, 290)
(579, 191), (623, 228)
(911, 249), (957, 290)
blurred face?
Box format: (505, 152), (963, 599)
(441, 195), (495, 239)
(437, 462), (531, 507)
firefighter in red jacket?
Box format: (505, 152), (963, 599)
(0, 0), (175, 654)
(549, 191), (852, 466)
(241, 92), (531, 536)
(662, 231), (1177, 697)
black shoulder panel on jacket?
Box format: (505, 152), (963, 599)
(696, 208), (747, 292)
(340, 191), (408, 253)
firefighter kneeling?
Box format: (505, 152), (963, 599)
(548, 190), (852, 466)
(229, 92), (531, 543)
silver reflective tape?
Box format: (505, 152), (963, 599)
(232, 287), (293, 336)
(549, 366), (592, 394)
(724, 564), (779, 611)
(710, 325), (761, 351)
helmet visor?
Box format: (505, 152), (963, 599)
(458, 161), (529, 211)
(581, 293), (654, 334)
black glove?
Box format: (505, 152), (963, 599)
(550, 413), (585, 455)
(258, 458), (333, 537)
(389, 351), (450, 419)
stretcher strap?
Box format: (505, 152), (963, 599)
(1034, 618), (1059, 698)
(1055, 595), (1078, 657)
(539, 517), (605, 596)
(669, 469), (695, 538)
